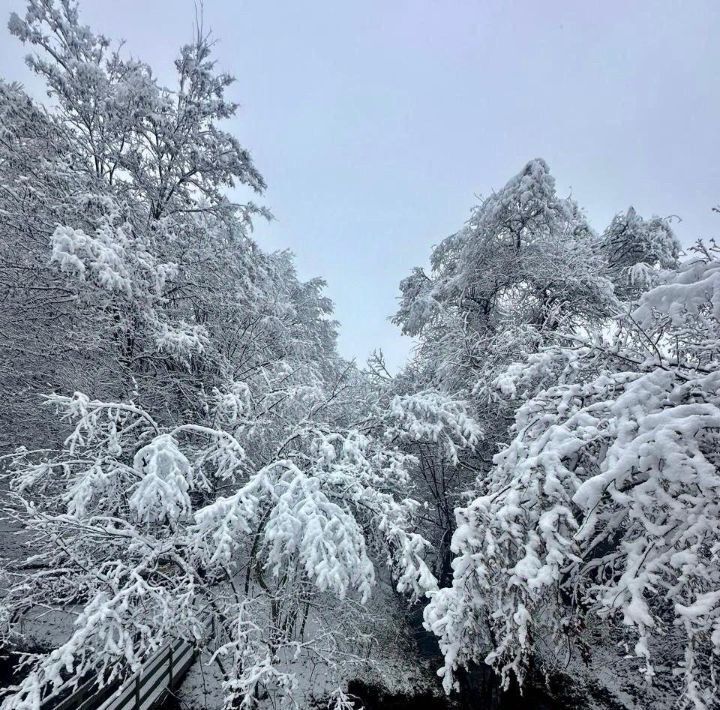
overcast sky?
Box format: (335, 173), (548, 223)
(1, 0), (719, 370)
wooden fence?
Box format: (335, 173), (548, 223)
(39, 637), (196, 710)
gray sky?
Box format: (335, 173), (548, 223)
(1, 0), (719, 370)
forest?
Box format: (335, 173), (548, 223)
(0, 1), (719, 709)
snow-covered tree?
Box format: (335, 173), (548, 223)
(0, 374), (439, 708)
(393, 159), (618, 480)
(394, 159), (615, 363)
(0, 0), (271, 449)
(390, 159), (617, 592)
(426, 241), (720, 708)
(0, 2), (439, 707)
(364, 386), (482, 584)
(601, 206), (681, 298)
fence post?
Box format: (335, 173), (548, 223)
(135, 674), (141, 708)
(169, 645), (174, 690)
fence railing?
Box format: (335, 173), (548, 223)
(38, 637), (196, 710)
